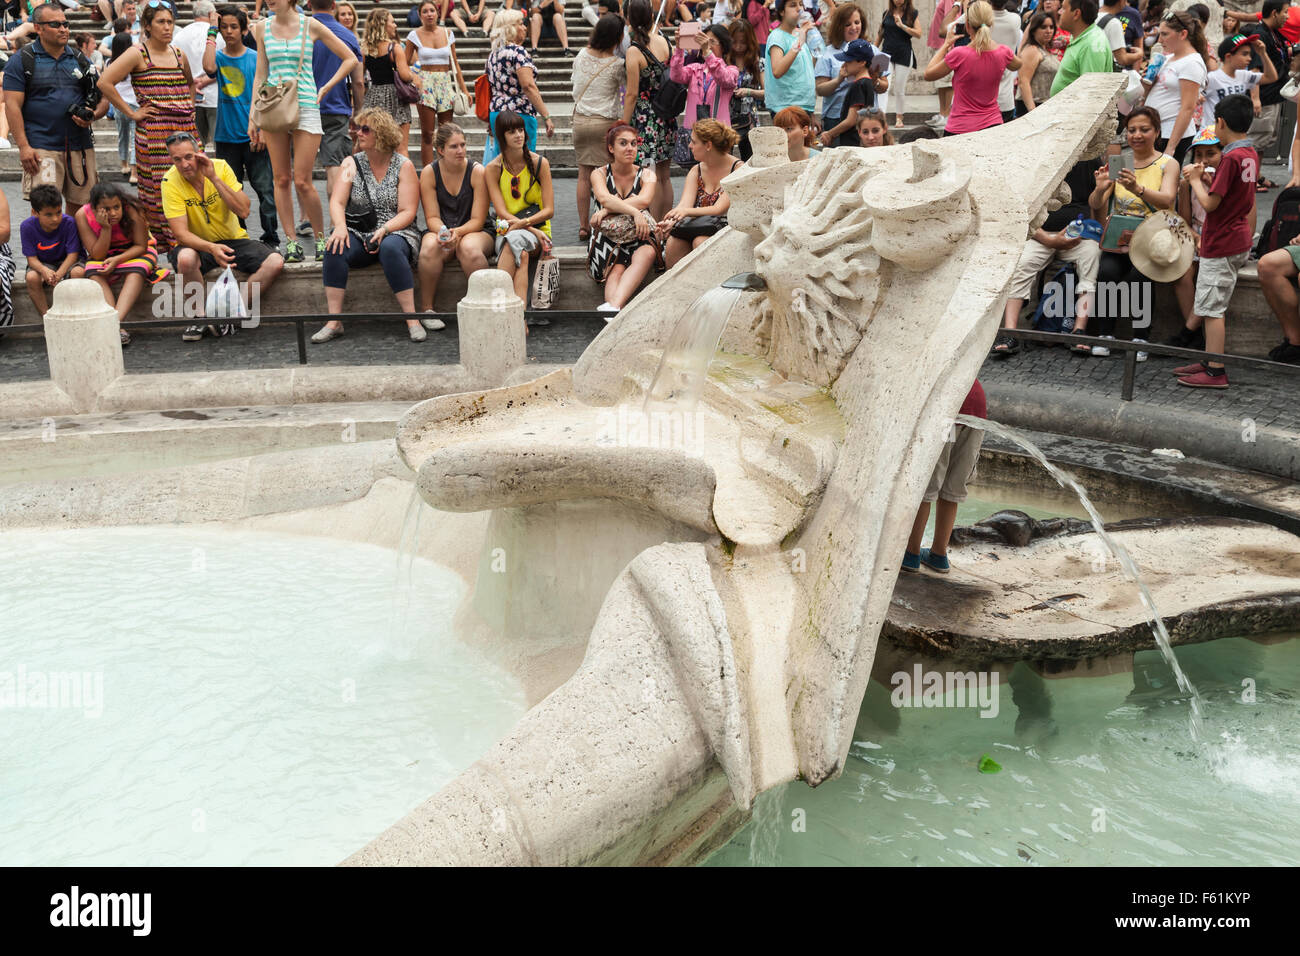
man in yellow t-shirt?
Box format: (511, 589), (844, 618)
(161, 131), (285, 341)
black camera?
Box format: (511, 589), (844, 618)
(66, 65), (102, 124)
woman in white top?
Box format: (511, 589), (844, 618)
(1141, 9), (1208, 164)
(406, 0), (472, 168)
(572, 14), (627, 241)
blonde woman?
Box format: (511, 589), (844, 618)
(484, 9), (555, 162)
(361, 8), (416, 154)
(922, 0), (1019, 135)
(314, 109), (424, 344)
(336, 1), (359, 37)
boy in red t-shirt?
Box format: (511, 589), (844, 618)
(1176, 93), (1259, 389)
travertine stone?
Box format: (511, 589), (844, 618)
(459, 269), (526, 386)
(43, 279), (123, 413)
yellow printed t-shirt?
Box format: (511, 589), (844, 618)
(161, 159), (249, 244)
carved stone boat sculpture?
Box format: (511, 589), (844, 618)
(344, 74), (1128, 865)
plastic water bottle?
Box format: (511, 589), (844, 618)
(1064, 216), (1085, 239)
(438, 226), (451, 244)
(1144, 52), (1165, 83)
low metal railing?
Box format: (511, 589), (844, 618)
(996, 328), (1300, 401)
(5, 309), (608, 367)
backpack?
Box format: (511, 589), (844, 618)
(634, 41), (688, 121)
(1030, 263), (1077, 334)
(1255, 186), (1300, 258)
(474, 72), (491, 121)
(20, 42), (96, 88)
(1097, 14), (1125, 73)
(407, 5), (420, 27)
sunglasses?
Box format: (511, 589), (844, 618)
(510, 173), (521, 200)
(354, 124), (373, 135)
(38, 19), (69, 28)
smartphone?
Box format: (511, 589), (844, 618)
(679, 22), (701, 50)
(1107, 155), (1123, 179)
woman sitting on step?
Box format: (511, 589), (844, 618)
(416, 123), (495, 324)
(659, 119), (742, 268)
(485, 109), (556, 306)
(587, 123), (660, 318)
(312, 109), (425, 344)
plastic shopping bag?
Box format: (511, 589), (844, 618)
(205, 266), (248, 322)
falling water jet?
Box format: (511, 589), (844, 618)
(957, 414), (1208, 743)
(641, 273), (766, 415)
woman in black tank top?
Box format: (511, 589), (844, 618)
(417, 123), (495, 319)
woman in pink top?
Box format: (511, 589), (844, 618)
(670, 24), (740, 134)
(745, 0), (772, 47)
(922, 0), (1019, 135)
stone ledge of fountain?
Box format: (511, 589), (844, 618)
(985, 379), (1300, 484)
(886, 515), (1300, 666)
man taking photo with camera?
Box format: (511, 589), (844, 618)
(3, 2), (111, 217)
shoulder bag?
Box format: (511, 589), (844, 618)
(345, 154), (380, 235)
(451, 52), (472, 115)
(636, 42), (687, 121)
(251, 21), (308, 133)
(392, 43), (422, 104)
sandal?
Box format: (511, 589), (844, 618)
(990, 335), (1019, 357)
(1257, 177), (1277, 192)
(1070, 342), (1092, 356)
(578, 227), (590, 242)
(119, 328), (131, 346)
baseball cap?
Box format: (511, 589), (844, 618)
(1191, 127), (1220, 148)
(1224, 34), (1252, 54)
(834, 39), (875, 62)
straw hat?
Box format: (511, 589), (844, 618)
(1129, 213), (1195, 283)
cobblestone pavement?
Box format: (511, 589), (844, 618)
(978, 341), (1298, 435)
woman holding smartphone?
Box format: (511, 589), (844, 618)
(1086, 106), (1179, 357)
(670, 23), (739, 166)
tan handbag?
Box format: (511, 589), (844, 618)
(251, 22), (308, 133)
(451, 54), (472, 116)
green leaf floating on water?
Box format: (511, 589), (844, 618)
(978, 753), (1002, 774)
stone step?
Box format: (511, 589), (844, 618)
(89, 125), (579, 146)
(8, 247), (606, 329)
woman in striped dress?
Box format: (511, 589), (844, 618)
(96, 2), (199, 255)
(251, 0), (359, 262)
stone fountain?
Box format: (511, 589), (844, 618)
(344, 75), (1131, 866)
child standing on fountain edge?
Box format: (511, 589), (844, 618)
(903, 379), (986, 574)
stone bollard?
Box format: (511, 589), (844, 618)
(43, 278), (123, 413)
(459, 268), (525, 386)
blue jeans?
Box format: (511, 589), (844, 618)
(322, 232), (415, 294)
(215, 140), (279, 245)
(483, 111), (538, 163)
(115, 111), (135, 164)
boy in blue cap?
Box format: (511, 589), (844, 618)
(818, 38), (889, 147)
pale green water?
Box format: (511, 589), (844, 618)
(0, 526), (527, 866)
(707, 634), (1300, 866)
(707, 493), (1300, 867)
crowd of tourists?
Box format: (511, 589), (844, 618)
(0, 0), (1299, 383)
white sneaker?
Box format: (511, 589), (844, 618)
(1091, 334), (1114, 357)
(1134, 338), (1148, 362)
(0, 138), (11, 149)
(597, 302), (620, 313)
(420, 311), (446, 331)
(925, 114), (947, 129)
(408, 323), (427, 342)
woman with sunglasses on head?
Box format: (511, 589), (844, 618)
(416, 122), (494, 322)
(588, 123), (660, 316)
(246, 0), (357, 263)
(1141, 9), (1208, 164)
(485, 109), (555, 304)
(669, 22), (738, 168)
(97, 1), (199, 254)
(312, 108), (424, 343)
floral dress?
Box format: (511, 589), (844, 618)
(631, 42), (676, 167)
